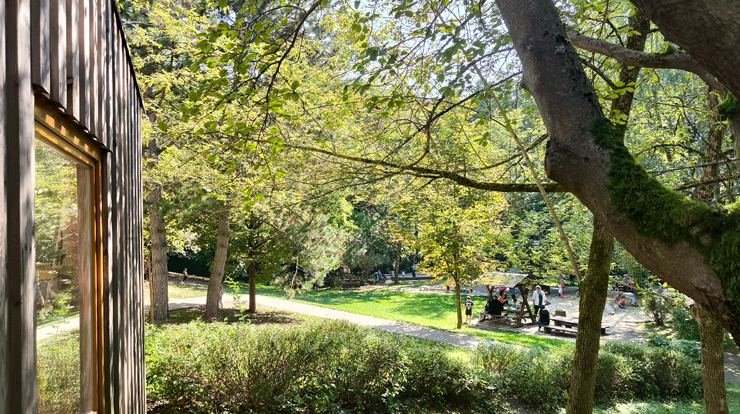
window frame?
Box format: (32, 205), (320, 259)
(34, 102), (104, 414)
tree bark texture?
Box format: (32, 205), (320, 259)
(205, 208), (230, 320)
(567, 14), (646, 412)
(248, 261), (257, 312)
(495, 0), (740, 345)
(628, 0), (740, 99)
(692, 304), (729, 414)
(566, 217), (614, 414)
(146, 141), (169, 323)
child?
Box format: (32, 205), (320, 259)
(538, 305), (550, 331)
(464, 296), (474, 324)
(630, 292), (638, 307)
(615, 293), (626, 309)
(558, 278), (566, 299)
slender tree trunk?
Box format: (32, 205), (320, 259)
(566, 217), (614, 414)
(205, 208), (230, 320)
(393, 244), (401, 283)
(693, 88), (729, 414)
(248, 261), (257, 312)
(692, 304), (729, 414)
(454, 275), (462, 329)
(567, 13), (647, 412)
(699, 90), (725, 202)
(147, 140), (169, 323)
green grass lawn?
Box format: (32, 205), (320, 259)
(254, 283), (567, 350)
(144, 277), (209, 301)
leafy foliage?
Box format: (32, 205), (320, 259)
(146, 319), (493, 413)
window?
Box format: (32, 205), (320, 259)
(34, 104), (103, 414)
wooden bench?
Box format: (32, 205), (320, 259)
(543, 325), (578, 335)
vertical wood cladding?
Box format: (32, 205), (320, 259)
(2, 0), (144, 412)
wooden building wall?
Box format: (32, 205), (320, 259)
(1, 0), (145, 411)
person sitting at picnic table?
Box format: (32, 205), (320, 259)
(623, 274), (634, 286)
(531, 285), (547, 317)
(537, 305), (551, 331)
(485, 295), (505, 317)
(509, 286), (517, 302)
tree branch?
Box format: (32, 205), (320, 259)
(567, 28), (722, 91)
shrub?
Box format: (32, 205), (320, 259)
(645, 334), (701, 363)
(146, 320), (489, 413)
(600, 341), (703, 401)
(642, 294), (673, 326)
(473, 343), (572, 410)
(474, 340), (703, 410)
(671, 307), (701, 341)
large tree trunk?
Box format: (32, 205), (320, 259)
(495, 0), (740, 346)
(205, 208), (230, 320)
(248, 261), (257, 313)
(692, 304), (729, 414)
(146, 141), (169, 324)
(566, 217), (613, 414)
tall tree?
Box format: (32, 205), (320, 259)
(495, 0), (740, 345)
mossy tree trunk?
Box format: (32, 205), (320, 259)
(567, 12), (647, 413)
(692, 304), (729, 414)
(205, 208), (230, 320)
(566, 217), (614, 414)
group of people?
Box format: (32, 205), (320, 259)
(470, 284), (553, 331)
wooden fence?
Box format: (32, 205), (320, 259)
(1, 0), (145, 411)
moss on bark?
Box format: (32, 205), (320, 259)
(591, 117), (740, 311)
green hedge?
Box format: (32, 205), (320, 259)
(146, 320), (495, 413)
(474, 340), (703, 410)
(146, 319), (704, 413)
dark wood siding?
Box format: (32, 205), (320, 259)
(1, 0), (145, 411)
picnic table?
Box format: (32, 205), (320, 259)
(542, 316), (609, 335)
(479, 304), (531, 327)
